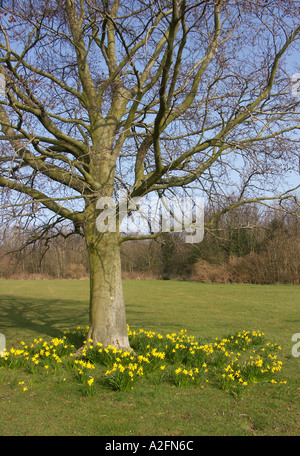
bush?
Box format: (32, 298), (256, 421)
(192, 236), (300, 285)
(191, 259), (232, 283)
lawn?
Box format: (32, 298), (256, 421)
(0, 278), (299, 436)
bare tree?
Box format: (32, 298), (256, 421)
(0, 0), (299, 349)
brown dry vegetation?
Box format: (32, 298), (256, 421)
(1, 207), (299, 285)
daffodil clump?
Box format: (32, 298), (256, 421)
(127, 327), (285, 395)
(0, 326), (286, 396)
(0, 335), (73, 373)
(104, 362), (145, 391)
(81, 339), (133, 367)
(72, 359), (96, 396)
(167, 365), (208, 388)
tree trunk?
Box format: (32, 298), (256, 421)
(85, 226), (131, 351)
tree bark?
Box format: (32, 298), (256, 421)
(84, 223), (131, 351)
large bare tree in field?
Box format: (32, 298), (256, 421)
(0, 0), (299, 349)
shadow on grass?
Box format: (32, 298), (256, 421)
(0, 294), (88, 342)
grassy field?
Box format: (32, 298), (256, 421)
(0, 278), (299, 436)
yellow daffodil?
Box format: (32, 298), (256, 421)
(87, 377), (94, 387)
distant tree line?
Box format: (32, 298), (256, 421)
(0, 205), (299, 285)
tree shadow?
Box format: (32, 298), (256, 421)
(0, 294), (88, 342)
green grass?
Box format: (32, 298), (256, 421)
(0, 278), (299, 436)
